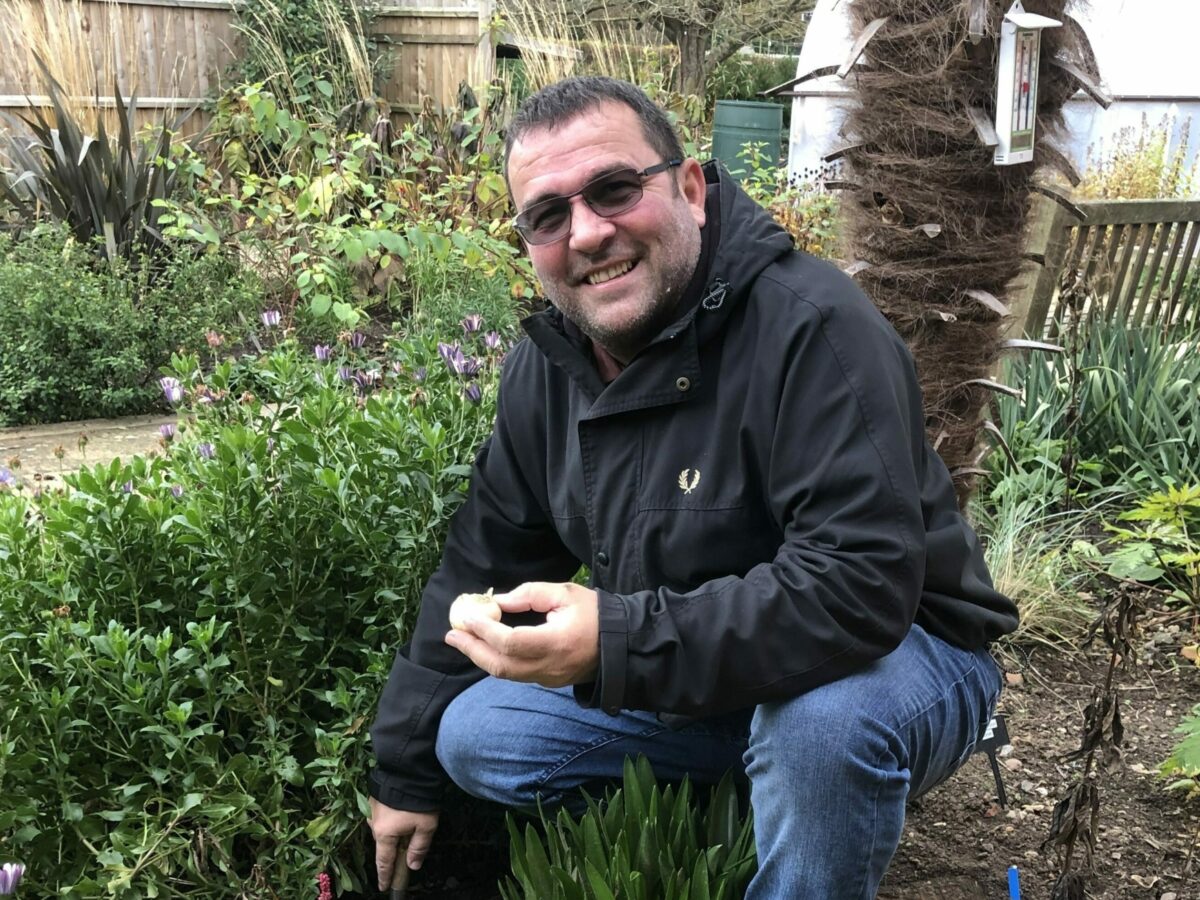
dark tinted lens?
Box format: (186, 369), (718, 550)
(584, 170), (642, 214)
(518, 199), (570, 242)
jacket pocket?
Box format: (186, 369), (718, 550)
(633, 505), (779, 592)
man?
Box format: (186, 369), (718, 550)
(368, 77), (1018, 898)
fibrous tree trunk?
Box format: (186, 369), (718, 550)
(839, 0), (1101, 504)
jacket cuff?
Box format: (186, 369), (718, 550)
(572, 589), (629, 715)
(368, 768), (442, 813)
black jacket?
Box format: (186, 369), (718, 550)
(369, 162), (1019, 812)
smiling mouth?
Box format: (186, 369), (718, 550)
(585, 259), (637, 285)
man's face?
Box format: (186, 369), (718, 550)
(507, 102), (707, 362)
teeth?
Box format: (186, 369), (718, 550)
(587, 260), (634, 285)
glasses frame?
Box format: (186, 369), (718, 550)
(514, 158), (684, 245)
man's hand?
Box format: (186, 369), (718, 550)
(369, 798), (439, 890)
(444, 581), (600, 687)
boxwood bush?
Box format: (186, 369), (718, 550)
(0, 226), (260, 426)
(0, 326), (503, 896)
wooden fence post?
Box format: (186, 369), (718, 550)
(1020, 203), (1074, 337)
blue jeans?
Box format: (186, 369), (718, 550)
(436, 623), (1002, 899)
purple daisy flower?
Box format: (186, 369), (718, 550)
(160, 376), (184, 405)
(463, 383), (483, 404)
(314, 344), (333, 362)
(0, 862), (25, 894)
(197, 442), (216, 460)
(260, 309), (282, 328)
(461, 314), (484, 335)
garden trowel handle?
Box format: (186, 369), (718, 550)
(388, 861), (410, 899)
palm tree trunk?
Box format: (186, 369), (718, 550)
(840, 0), (1097, 504)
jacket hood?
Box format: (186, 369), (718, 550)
(693, 160), (796, 334)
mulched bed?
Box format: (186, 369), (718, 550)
(883, 612), (1199, 900)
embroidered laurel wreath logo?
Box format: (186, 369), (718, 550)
(677, 469), (701, 494)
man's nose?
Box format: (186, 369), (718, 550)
(567, 196), (617, 252)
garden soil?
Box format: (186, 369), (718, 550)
(4, 422), (1197, 900)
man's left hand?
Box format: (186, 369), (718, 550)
(444, 581), (599, 687)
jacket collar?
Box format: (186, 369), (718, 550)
(522, 161), (794, 417)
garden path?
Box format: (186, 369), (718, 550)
(0, 413), (174, 487)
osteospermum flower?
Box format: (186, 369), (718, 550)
(260, 309), (282, 328)
(197, 443), (216, 460)
(121, 481), (134, 494)
(170, 484), (185, 499)
(0, 468), (15, 489)
(314, 344), (332, 362)
(337, 366), (354, 383)
(0, 861), (25, 893)
(461, 314), (484, 334)
(160, 377), (184, 405)
(463, 383), (482, 404)
(350, 331), (367, 349)
(159, 424), (175, 441)
(484, 331), (502, 351)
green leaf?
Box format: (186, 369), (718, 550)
(583, 858), (616, 900)
(305, 813), (337, 840)
(310, 293), (333, 316)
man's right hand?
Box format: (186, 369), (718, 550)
(369, 797), (440, 891)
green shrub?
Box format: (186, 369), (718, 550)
(161, 85), (530, 330)
(735, 146), (842, 260)
(1100, 483), (1200, 609)
(705, 54), (797, 127)
(501, 757), (756, 900)
(0, 330), (503, 895)
(0, 227), (260, 426)
(1161, 703), (1200, 802)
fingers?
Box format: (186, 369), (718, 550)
(407, 819), (438, 871)
(374, 835), (400, 891)
(494, 581), (578, 614)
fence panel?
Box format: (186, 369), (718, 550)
(1024, 198), (1200, 336)
(0, 0), (491, 136)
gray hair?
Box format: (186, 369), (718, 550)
(503, 77), (685, 183)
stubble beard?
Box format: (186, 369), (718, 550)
(544, 214), (702, 364)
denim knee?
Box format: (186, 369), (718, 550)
(435, 688), (539, 807)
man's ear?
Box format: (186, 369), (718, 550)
(678, 158), (707, 228)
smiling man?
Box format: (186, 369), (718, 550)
(367, 77), (1019, 898)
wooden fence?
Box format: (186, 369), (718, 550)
(1023, 198), (1200, 337)
(0, 0), (493, 136)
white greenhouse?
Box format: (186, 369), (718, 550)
(780, 0), (1200, 187)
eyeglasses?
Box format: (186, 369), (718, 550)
(514, 159), (683, 245)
